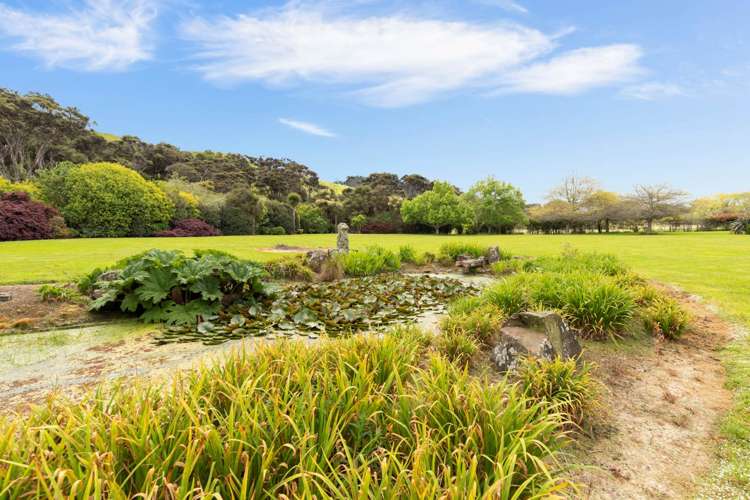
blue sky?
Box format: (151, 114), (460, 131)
(1, 0), (748, 202)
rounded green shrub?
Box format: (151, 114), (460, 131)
(59, 162), (174, 237)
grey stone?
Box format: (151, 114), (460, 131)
(0, 292), (11, 302)
(305, 250), (332, 273)
(98, 270), (121, 282)
(486, 246), (501, 264)
(337, 223), (350, 254)
(455, 254), (486, 273)
(491, 337), (528, 372)
(490, 311), (581, 373)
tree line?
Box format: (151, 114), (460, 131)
(1, 87), (748, 240)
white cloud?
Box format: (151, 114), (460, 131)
(182, 5), (644, 107)
(279, 118), (337, 138)
(474, 0), (528, 14)
(0, 0), (157, 71)
(620, 82), (686, 100)
(501, 45), (643, 94)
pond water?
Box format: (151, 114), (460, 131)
(0, 273), (494, 412)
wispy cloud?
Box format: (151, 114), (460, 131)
(474, 0), (528, 14)
(0, 0), (157, 71)
(620, 82), (686, 100)
(181, 5), (643, 107)
(501, 45), (643, 95)
(279, 118), (337, 138)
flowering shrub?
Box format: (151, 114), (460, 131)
(0, 192), (69, 241)
(154, 218), (221, 237)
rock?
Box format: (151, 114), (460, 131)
(490, 311), (581, 373)
(0, 292), (11, 302)
(486, 246), (501, 264)
(336, 223), (350, 254)
(305, 250), (332, 273)
(455, 254), (486, 273)
(98, 270), (121, 282)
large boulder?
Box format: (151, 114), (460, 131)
(490, 311), (581, 373)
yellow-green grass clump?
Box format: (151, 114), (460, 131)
(0, 328), (575, 498)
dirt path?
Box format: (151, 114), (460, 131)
(571, 290), (735, 499)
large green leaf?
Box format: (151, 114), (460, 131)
(135, 267), (178, 304)
(189, 276), (223, 301)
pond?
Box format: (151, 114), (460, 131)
(0, 273), (494, 411)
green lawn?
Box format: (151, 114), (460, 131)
(2, 232), (749, 324)
(1, 231), (749, 494)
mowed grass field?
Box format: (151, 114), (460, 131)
(2, 231), (749, 325)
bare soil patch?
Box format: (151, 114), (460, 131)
(570, 289), (733, 499)
(0, 284), (95, 333)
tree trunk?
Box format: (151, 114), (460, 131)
(434, 226), (440, 234)
(646, 218), (653, 233)
(605, 218), (610, 233)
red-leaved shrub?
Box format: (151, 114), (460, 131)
(361, 221), (401, 234)
(0, 192), (68, 241)
(154, 218), (221, 237)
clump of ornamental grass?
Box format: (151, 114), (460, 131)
(516, 356), (598, 426)
(398, 244), (427, 265)
(491, 259), (524, 275)
(437, 242), (488, 263)
(342, 245), (401, 276)
(434, 328), (480, 365)
(642, 296), (691, 339)
(0, 329), (575, 498)
(482, 271), (636, 340)
(441, 303), (504, 345)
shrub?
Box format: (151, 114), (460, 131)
(264, 256), (314, 282)
(260, 225), (286, 235)
(643, 296), (691, 339)
(435, 329), (479, 365)
(261, 199), (294, 235)
(220, 187), (266, 235)
(154, 218), (221, 237)
(0, 330), (572, 497)
(441, 303), (504, 345)
(361, 221), (400, 233)
(0, 177), (41, 198)
(56, 162), (175, 237)
(37, 284), (85, 304)
(0, 191), (69, 241)
(89, 249), (267, 324)
(438, 242), (488, 262)
(517, 357), (598, 425)
(398, 245), (426, 265)
(342, 246), (401, 276)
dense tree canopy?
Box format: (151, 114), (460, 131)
(464, 177), (527, 233)
(401, 181), (473, 234)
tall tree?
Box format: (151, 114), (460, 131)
(629, 184), (689, 232)
(400, 181), (472, 234)
(0, 88), (90, 181)
(547, 175), (600, 209)
(464, 177), (527, 233)
(287, 192), (302, 234)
